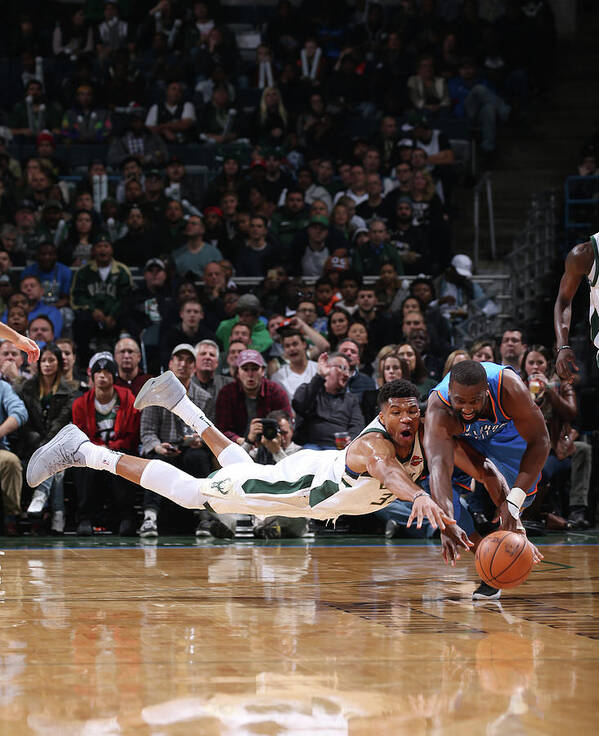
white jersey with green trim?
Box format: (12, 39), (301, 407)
(205, 417), (423, 522)
(588, 232), (599, 359)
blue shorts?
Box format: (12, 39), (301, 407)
(420, 472), (476, 537)
(460, 435), (539, 505)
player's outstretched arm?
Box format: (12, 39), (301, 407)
(0, 323), (40, 364)
(423, 393), (461, 519)
(501, 370), (550, 508)
(348, 433), (455, 532)
(554, 243), (593, 382)
(423, 395), (476, 564)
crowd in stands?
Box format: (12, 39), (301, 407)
(0, 0), (588, 539)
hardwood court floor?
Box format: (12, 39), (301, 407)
(0, 533), (598, 735)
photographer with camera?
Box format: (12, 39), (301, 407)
(250, 410), (302, 464)
(249, 410), (308, 539)
(138, 344), (214, 538)
(208, 349), (292, 539)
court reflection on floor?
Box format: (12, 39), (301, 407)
(0, 544), (597, 734)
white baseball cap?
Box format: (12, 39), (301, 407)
(451, 254), (473, 278)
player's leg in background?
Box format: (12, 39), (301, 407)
(134, 371), (254, 467)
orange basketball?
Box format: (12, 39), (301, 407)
(474, 530), (534, 589)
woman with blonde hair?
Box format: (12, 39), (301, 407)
(361, 350), (410, 422)
(254, 86), (289, 145)
(470, 338), (497, 363)
(373, 344), (397, 387)
(410, 169), (444, 225)
(442, 348), (470, 377)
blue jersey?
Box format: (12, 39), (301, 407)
(433, 362), (538, 497)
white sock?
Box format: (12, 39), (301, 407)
(144, 508), (157, 522)
(80, 441), (122, 473)
(173, 394), (213, 436)
(140, 459), (208, 509)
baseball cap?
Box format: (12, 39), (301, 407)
(407, 111), (431, 129)
(309, 214), (329, 227)
(144, 258), (166, 271)
(451, 254), (473, 278)
(17, 199), (35, 212)
(171, 343), (196, 359)
(92, 232), (112, 245)
(236, 293), (261, 313)
(250, 159), (266, 169)
(236, 349), (265, 368)
(42, 199), (63, 212)
(146, 169), (163, 179)
(89, 351), (118, 377)
(0, 274), (11, 285)
(37, 130), (55, 146)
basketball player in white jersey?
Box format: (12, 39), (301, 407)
(554, 233), (599, 380)
(28, 371), (506, 551)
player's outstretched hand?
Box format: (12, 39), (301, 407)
(510, 521), (544, 563)
(529, 540), (544, 564)
(440, 531), (463, 566)
(555, 348), (578, 384)
(17, 335), (40, 364)
(407, 494), (455, 531)
(439, 522), (474, 566)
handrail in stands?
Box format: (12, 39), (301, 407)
(472, 172), (496, 271)
(506, 190), (557, 326)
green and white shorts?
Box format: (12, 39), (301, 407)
(205, 449), (396, 521)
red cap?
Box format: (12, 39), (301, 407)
(37, 130), (54, 146)
(236, 349), (266, 368)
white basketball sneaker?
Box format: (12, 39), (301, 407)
(27, 488), (48, 516)
(134, 371), (186, 412)
(27, 424), (89, 488)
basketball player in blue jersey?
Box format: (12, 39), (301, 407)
(554, 233), (599, 380)
(424, 360), (549, 599)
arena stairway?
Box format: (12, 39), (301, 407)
(453, 3), (599, 261)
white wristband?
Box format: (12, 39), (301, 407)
(506, 487), (526, 519)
